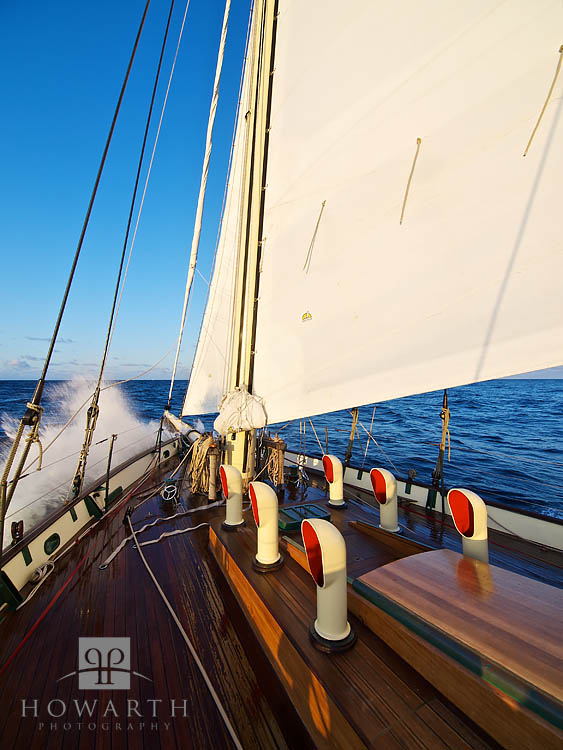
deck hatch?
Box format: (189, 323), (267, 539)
(278, 503), (330, 531)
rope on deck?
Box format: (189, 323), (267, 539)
(126, 515), (243, 750)
(100, 499), (222, 568)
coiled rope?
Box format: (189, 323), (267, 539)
(190, 435), (216, 494)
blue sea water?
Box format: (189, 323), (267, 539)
(1, 379), (562, 520)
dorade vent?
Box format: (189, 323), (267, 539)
(301, 519), (356, 652)
(449, 489), (475, 537)
(302, 521), (323, 587)
(322, 455), (334, 483)
(447, 488), (489, 562)
(370, 468), (388, 505)
(249, 482), (283, 572)
(249, 483), (259, 527)
(322, 455), (345, 508)
(369, 468), (399, 533)
(220, 464), (245, 531)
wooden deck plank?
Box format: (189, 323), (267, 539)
(358, 548), (563, 702)
(2, 464), (560, 749)
(0, 483), (305, 749)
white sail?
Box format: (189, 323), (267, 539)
(182, 22), (256, 417)
(251, 0), (563, 424)
(186, 0), (563, 425)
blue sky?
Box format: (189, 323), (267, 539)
(1, 1), (562, 383)
(0, 0), (251, 380)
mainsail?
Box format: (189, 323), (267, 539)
(185, 0), (563, 425)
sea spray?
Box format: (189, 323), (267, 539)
(0, 378), (164, 549)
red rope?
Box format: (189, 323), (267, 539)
(0, 548), (90, 677)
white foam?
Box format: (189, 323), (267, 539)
(1, 378), (162, 550)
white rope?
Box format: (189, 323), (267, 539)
(168, 0), (233, 403)
(126, 516), (243, 750)
(361, 406), (376, 467)
(100, 499), (222, 568)
(136, 521), (209, 547)
(308, 418), (324, 455)
(16, 562), (55, 610)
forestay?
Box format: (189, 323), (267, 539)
(185, 0), (563, 425)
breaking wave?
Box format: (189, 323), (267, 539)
(1, 378), (161, 550)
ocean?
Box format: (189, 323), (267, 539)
(1, 379), (562, 532)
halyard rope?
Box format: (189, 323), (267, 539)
(361, 406), (376, 468)
(356, 419), (400, 473)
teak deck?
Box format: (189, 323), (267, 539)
(0, 489), (308, 749)
(209, 520), (499, 750)
(0, 469), (561, 749)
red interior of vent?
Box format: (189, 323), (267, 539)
(219, 466), (229, 498)
(370, 468), (387, 504)
(302, 520), (324, 587)
(249, 483), (259, 527)
(449, 489), (475, 537)
(322, 455), (334, 483)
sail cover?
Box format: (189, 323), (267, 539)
(186, 0), (563, 424)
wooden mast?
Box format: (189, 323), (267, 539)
(225, 0), (277, 486)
